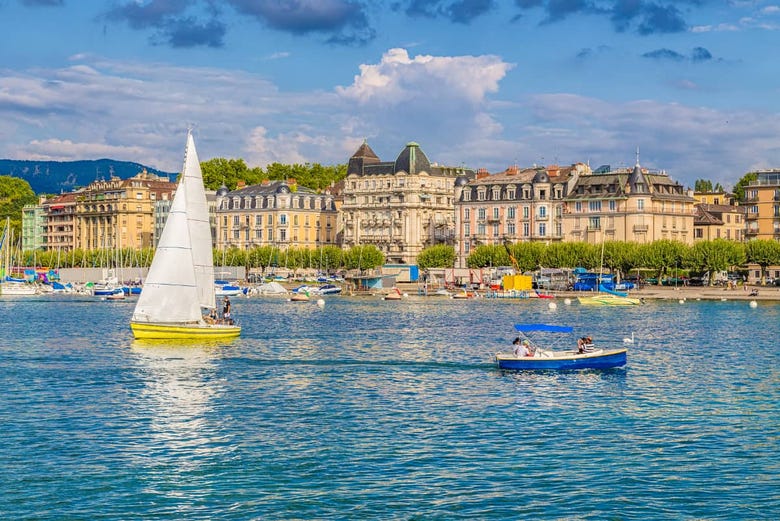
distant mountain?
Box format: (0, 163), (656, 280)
(0, 159), (177, 195)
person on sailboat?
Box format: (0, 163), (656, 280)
(222, 296), (233, 324)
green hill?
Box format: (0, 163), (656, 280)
(0, 159), (176, 195)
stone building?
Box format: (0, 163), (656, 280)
(341, 141), (474, 264)
(453, 163), (588, 267)
(42, 192), (80, 252)
(215, 180), (338, 250)
(73, 170), (176, 250)
(561, 160), (696, 245)
(693, 202), (746, 242)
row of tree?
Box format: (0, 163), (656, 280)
(18, 238), (780, 285)
(200, 159), (346, 192)
(459, 239), (780, 284)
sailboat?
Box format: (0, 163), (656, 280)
(577, 236), (641, 306)
(130, 132), (241, 339)
(1, 217), (38, 296)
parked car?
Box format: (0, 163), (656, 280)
(688, 276), (705, 286)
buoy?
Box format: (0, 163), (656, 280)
(317, 299), (325, 308)
(721, 298), (727, 301)
(564, 298), (572, 305)
(548, 302), (557, 310)
(749, 300), (757, 308)
(678, 299), (684, 304)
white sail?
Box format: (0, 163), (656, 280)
(131, 132), (215, 323)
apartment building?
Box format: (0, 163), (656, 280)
(744, 170), (780, 241)
(561, 161), (696, 245)
(74, 170), (176, 250)
(215, 180), (338, 250)
(453, 163), (587, 267)
(341, 141), (474, 264)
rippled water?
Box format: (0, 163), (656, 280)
(1, 295), (778, 520)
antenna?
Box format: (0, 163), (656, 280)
(635, 146), (640, 166)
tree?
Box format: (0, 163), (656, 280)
(602, 241), (640, 279)
(0, 175), (38, 239)
(200, 158), (263, 191)
(694, 179), (713, 192)
(639, 240), (690, 282)
(265, 162), (347, 192)
(684, 239), (746, 284)
(417, 245), (456, 269)
(466, 244), (507, 269)
(732, 172), (758, 203)
(745, 239), (780, 284)
(343, 245), (384, 270)
(506, 242), (545, 272)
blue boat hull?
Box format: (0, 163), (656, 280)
(496, 349), (627, 371)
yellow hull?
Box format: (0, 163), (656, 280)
(130, 321), (241, 339)
(578, 295), (642, 306)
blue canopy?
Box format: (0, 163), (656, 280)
(514, 324), (573, 333)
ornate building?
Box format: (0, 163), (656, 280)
(743, 170), (780, 241)
(341, 141), (474, 264)
(74, 170), (176, 250)
(561, 160), (696, 245)
(215, 180), (338, 250)
(453, 163), (588, 267)
(693, 202), (746, 242)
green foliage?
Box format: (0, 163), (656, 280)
(343, 245), (384, 270)
(264, 162), (347, 192)
(0, 176), (37, 238)
(417, 245), (456, 269)
(732, 172), (758, 203)
(694, 179), (713, 192)
(683, 239), (746, 283)
(602, 241), (641, 278)
(506, 242), (545, 272)
(638, 240), (690, 282)
(200, 158), (264, 191)
(745, 239), (780, 283)
(466, 244), (507, 268)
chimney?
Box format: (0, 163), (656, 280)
(476, 168), (490, 179)
(236, 180), (246, 188)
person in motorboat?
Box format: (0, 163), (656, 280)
(577, 336), (594, 354)
(513, 338), (534, 357)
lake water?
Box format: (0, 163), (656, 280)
(1, 294), (778, 520)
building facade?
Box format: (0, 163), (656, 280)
(561, 161), (696, 245)
(42, 192), (80, 252)
(341, 141), (474, 264)
(693, 203), (746, 242)
(215, 180), (338, 250)
(743, 170), (780, 241)
(21, 198), (47, 251)
(73, 170), (176, 250)
(453, 163), (588, 267)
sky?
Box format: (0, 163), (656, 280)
(1, 1), (779, 190)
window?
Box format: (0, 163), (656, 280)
(589, 216), (601, 229)
(464, 208), (470, 220)
(478, 208), (486, 220)
(136, 192), (142, 200)
(279, 229), (287, 241)
(256, 215), (263, 226)
(637, 199), (645, 211)
(589, 201), (602, 212)
(477, 223), (486, 235)
(508, 207), (516, 219)
(464, 223), (470, 236)
(539, 190), (546, 200)
(492, 223), (500, 236)
(609, 200), (616, 212)
(523, 206), (529, 219)
(294, 215), (299, 226)
(233, 215), (240, 226)
(256, 229), (263, 239)
(575, 201), (582, 212)
(695, 228), (703, 239)
(539, 206), (547, 218)
(523, 222), (529, 236)
(539, 223), (546, 236)
(507, 222), (516, 235)
(492, 207), (499, 219)
(279, 214), (288, 225)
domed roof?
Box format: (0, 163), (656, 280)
(394, 142), (431, 175)
(276, 183), (291, 194)
(216, 183), (229, 197)
(455, 175), (470, 187)
(533, 170), (550, 183)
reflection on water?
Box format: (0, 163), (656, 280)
(129, 342), (229, 477)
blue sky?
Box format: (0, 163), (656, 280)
(1, 1), (779, 189)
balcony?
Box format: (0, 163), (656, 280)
(487, 216), (500, 223)
(633, 224), (648, 232)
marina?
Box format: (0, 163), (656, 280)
(1, 294), (779, 519)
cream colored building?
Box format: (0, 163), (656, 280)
(341, 141), (473, 264)
(562, 162), (696, 244)
(693, 203), (746, 242)
(453, 163), (589, 267)
(744, 170), (780, 241)
(74, 170), (176, 250)
(215, 180), (338, 250)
